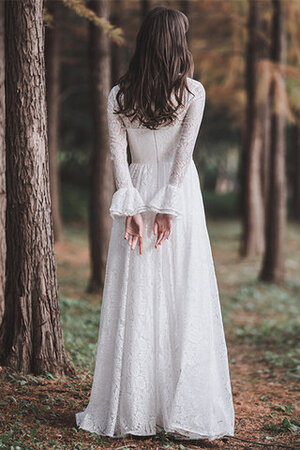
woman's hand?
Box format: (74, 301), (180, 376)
(153, 213), (172, 248)
(125, 213), (144, 255)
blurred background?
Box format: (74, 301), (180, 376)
(54, 1), (299, 225)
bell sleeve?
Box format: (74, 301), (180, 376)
(147, 82), (206, 218)
(107, 86), (147, 220)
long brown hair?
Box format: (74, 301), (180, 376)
(114, 6), (195, 130)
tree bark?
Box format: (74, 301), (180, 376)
(258, 13), (272, 213)
(260, 0), (287, 283)
(0, 0), (75, 375)
(181, 0), (190, 15)
(261, 86), (271, 212)
(87, 0), (114, 294)
(180, 0), (190, 43)
(0, 0), (6, 322)
(293, 120), (300, 221)
(111, 0), (127, 87)
(240, 0), (265, 258)
(141, 0), (152, 18)
(45, 0), (63, 242)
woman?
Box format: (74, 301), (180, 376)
(76, 6), (235, 441)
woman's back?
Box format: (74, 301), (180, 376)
(107, 77), (206, 202)
(76, 6), (235, 442)
(124, 78), (205, 165)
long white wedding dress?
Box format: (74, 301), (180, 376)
(75, 77), (235, 440)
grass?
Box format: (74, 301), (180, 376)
(205, 219), (300, 375)
(0, 219), (299, 449)
(60, 297), (100, 371)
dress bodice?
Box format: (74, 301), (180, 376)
(121, 77), (202, 164)
(127, 124), (182, 164)
(106, 77), (206, 220)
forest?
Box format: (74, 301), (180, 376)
(0, 0), (299, 448)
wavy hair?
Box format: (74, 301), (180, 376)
(114, 6), (195, 130)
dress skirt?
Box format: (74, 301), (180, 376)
(75, 158), (235, 440)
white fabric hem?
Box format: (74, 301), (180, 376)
(109, 186), (147, 219)
(75, 411), (234, 442)
(147, 184), (183, 218)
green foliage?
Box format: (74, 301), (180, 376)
(230, 281), (300, 372)
(0, 418), (23, 449)
(271, 404), (296, 415)
(44, 0), (125, 44)
(60, 183), (89, 223)
(60, 297), (101, 370)
(262, 417), (300, 435)
(42, 6), (53, 28)
(61, 0), (125, 44)
(202, 191), (239, 218)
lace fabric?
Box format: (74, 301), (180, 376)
(107, 79), (206, 218)
(168, 84), (205, 187)
(75, 78), (235, 440)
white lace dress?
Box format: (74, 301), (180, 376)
(75, 77), (235, 441)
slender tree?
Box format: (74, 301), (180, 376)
(260, 72), (271, 213)
(0, 0), (5, 321)
(293, 119), (300, 221)
(45, 0), (63, 242)
(181, 0), (190, 15)
(87, 0), (114, 294)
(260, 0), (287, 283)
(141, 0), (152, 18)
(240, 0), (264, 257)
(0, 0), (74, 375)
(180, 0), (191, 44)
(111, 0), (127, 87)
(240, 1), (272, 258)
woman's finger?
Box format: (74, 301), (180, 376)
(131, 235), (138, 250)
(155, 231), (165, 247)
(138, 234), (143, 255)
(125, 217), (131, 240)
(165, 230), (170, 240)
(137, 225), (143, 255)
(159, 231), (167, 244)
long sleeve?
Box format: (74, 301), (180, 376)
(107, 86), (147, 220)
(147, 82), (206, 217)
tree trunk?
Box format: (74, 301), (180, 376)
(180, 0), (190, 43)
(181, 0), (190, 15)
(111, 0), (127, 87)
(259, 12), (272, 212)
(237, 120), (247, 222)
(240, 0), (265, 257)
(261, 87), (271, 212)
(260, 0), (287, 284)
(293, 120), (300, 221)
(0, 0), (6, 322)
(87, 0), (114, 294)
(45, 0), (63, 242)
(141, 0), (152, 18)
(0, 0), (75, 375)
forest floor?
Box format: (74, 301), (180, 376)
(0, 220), (299, 450)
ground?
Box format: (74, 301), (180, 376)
(0, 220), (299, 449)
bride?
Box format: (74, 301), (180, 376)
(76, 5), (235, 441)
